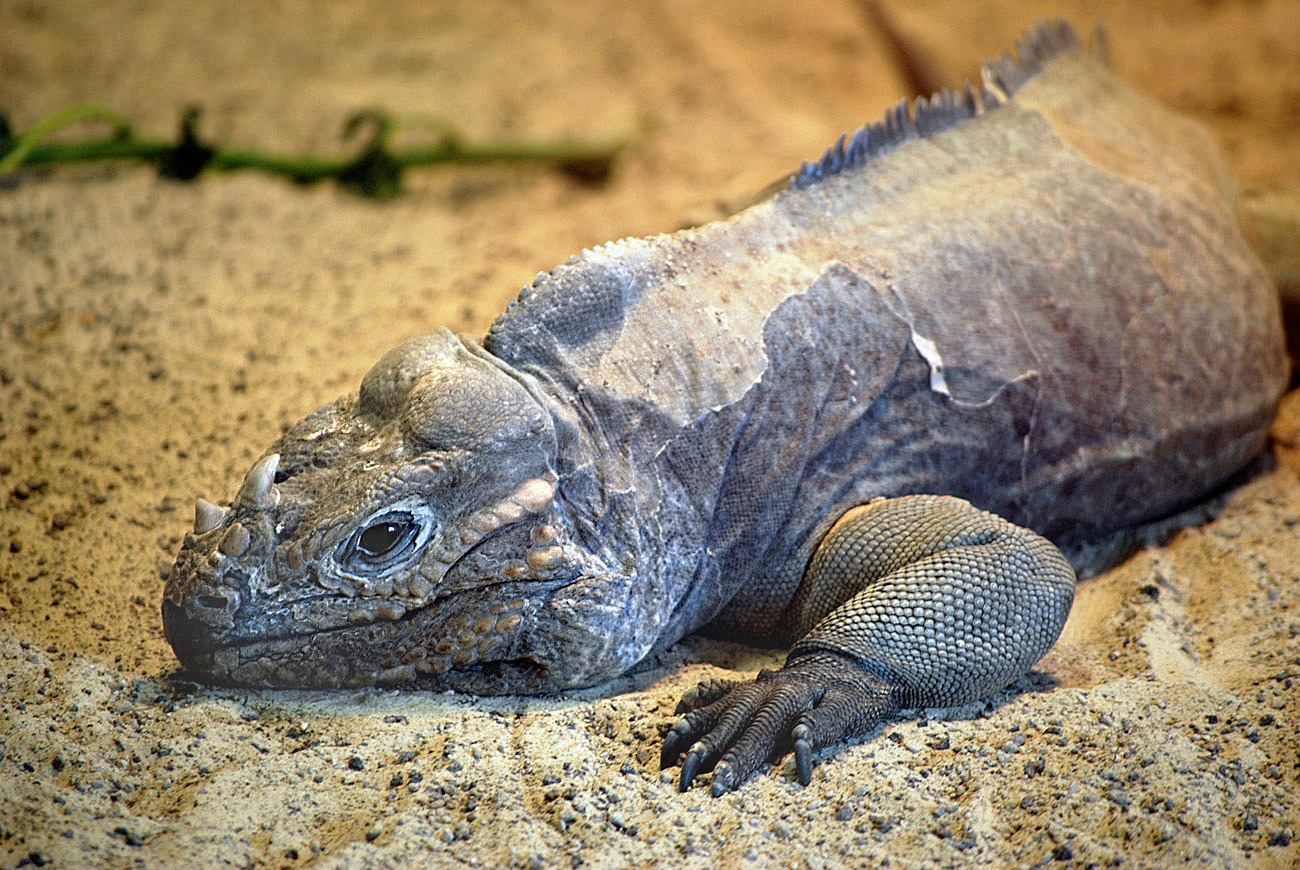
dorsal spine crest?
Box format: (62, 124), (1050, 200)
(792, 19), (1082, 190)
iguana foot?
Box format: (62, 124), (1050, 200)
(661, 651), (893, 794)
(662, 495), (1075, 794)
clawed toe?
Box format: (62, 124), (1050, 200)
(660, 651), (897, 793)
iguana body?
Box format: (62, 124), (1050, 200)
(162, 22), (1286, 793)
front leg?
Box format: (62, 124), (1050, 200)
(661, 495), (1075, 794)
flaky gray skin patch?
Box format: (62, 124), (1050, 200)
(162, 27), (1285, 694)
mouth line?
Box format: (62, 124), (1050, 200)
(408, 655), (556, 695)
(206, 570), (580, 656)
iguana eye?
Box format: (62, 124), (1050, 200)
(359, 520), (410, 557)
(344, 513), (419, 567)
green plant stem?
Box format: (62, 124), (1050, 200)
(1, 103), (628, 193)
(10, 138), (625, 175)
(0, 104), (135, 174)
(201, 138), (623, 177)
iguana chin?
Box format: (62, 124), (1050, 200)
(161, 21), (1287, 794)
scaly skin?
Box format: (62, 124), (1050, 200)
(661, 496), (1074, 793)
(162, 22), (1286, 793)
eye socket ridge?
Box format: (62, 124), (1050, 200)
(342, 511), (423, 569)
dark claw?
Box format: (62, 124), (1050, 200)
(660, 720), (694, 769)
(680, 746), (707, 792)
(660, 651), (897, 793)
(792, 723), (813, 785)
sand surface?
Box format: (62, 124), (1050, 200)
(2, 1), (1298, 867)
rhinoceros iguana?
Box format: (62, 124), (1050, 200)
(162, 21), (1287, 794)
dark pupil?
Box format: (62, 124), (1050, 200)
(358, 521), (406, 557)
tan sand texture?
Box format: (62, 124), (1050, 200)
(2, 1), (1298, 866)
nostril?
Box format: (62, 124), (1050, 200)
(197, 594), (231, 610)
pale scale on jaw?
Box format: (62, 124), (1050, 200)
(407, 575), (433, 601)
(492, 501), (524, 525)
(525, 547), (565, 573)
(509, 476), (556, 513)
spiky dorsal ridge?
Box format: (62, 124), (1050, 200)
(484, 20), (1086, 350)
(791, 19), (1084, 190)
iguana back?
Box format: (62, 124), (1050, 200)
(481, 23), (1284, 640)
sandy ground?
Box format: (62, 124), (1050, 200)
(2, 0), (1299, 867)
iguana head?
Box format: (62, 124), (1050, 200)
(162, 328), (620, 693)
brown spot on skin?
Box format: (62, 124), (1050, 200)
(473, 616), (494, 635)
(525, 546), (564, 572)
(434, 639), (455, 655)
(477, 637), (496, 655)
(532, 525), (557, 544)
(471, 511), (504, 534)
(511, 477), (556, 513)
(503, 563), (529, 580)
(401, 649), (425, 664)
(497, 614), (522, 633)
(494, 501), (524, 524)
(507, 599), (526, 610)
(408, 576), (433, 599)
(452, 648), (475, 666)
(456, 631), (476, 647)
(375, 602), (406, 621)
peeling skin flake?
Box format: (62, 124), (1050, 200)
(911, 331), (951, 396)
